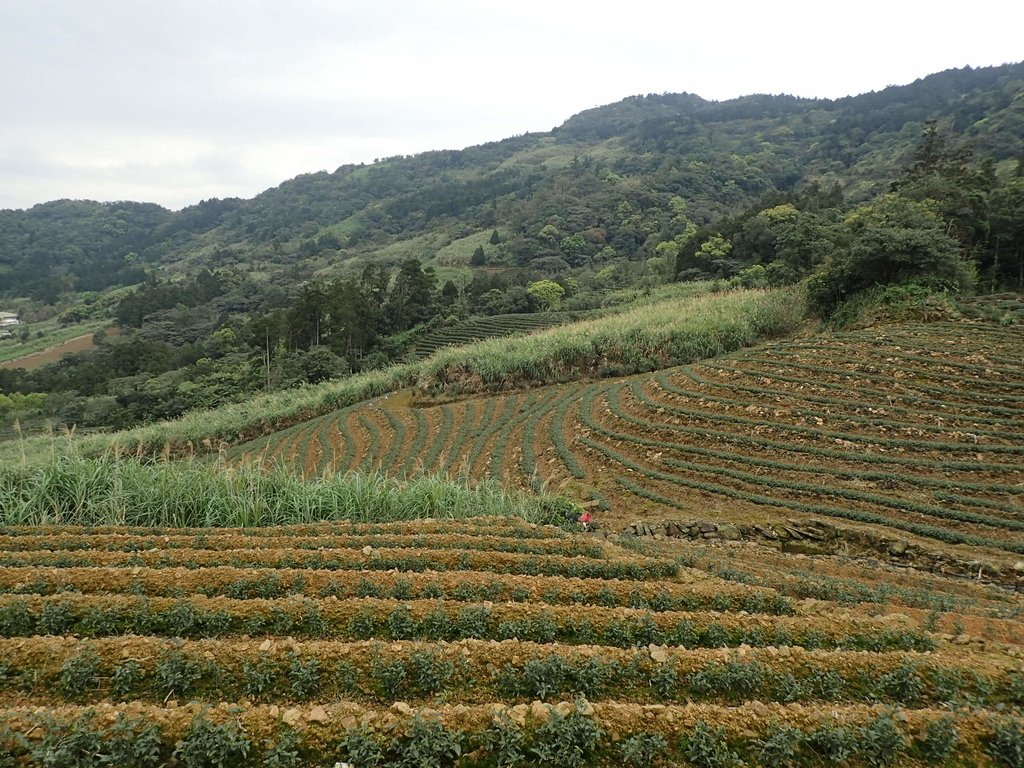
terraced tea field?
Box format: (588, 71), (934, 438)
(408, 312), (584, 361)
(1, 518), (1022, 765)
(233, 321), (1024, 578)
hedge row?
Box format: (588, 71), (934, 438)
(0, 545), (677, 581)
(2, 636), (1018, 709)
(0, 531), (607, 559)
(0, 564), (793, 615)
(0, 700), (1017, 768)
(0, 594), (934, 651)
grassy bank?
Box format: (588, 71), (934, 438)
(0, 456), (575, 527)
(3, 363), (417, 465)
(2, 286), (805, 465)
(416, 287), (805, 393)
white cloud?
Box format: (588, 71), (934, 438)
(1, 0), (1021, 210)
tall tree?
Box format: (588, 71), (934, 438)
(806, 194), (970, 316)
(891, 123), (991, 251)
(988, 177), (1024, 290)
(385, 259), (437, 332)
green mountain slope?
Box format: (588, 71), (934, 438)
(2, 63), (1022, 300)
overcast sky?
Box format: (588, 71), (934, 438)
(1, 0), (1021, 211)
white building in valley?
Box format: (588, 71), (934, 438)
(0, 312), (20, 327)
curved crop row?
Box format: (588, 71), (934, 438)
(629, 380), (1023, 456)
(657, 370), (1021, 442)
(583, 430), (1024, 555)
(706, 360), (1024, 419)
(679, 363), (1024, 429)
(409, 312), (572, 360)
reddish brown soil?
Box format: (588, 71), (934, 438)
(0, 326), (121, 370)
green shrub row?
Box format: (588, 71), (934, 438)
(4, 643), (1018, 709)
(520, 388), (575, 493)
(399, 407), (430, 477)
(549, 390), (591, 480)
(0, 546), (674, 581)
(462, 398), (502, 477)
(0, 515), (567, 540)
(2, 704), (1022, 768)
(0, 571), (793, 616)
(704, 562), (969, 613)
(0, 532), (606, 559)
(379, 407), (407, 474)
(329, 410), (357, 474)
(442, 401), (479, 477)
(489, 393), (543, 483)
(355, 413), (382, 473)
(493, 653), (1019, 709)
(308, 411), (337, 475)
(420, 403), (455, 474)
(0, 597), (934, 651)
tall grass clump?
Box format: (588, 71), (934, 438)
(1, 285), (803, 466)
(2, 364), (416, 466)
(0, 456), (577, 527)
(416, 287), (805, 393)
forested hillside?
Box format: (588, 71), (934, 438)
(2, 63), (1022, 301)
(1, 63), (1022, 436)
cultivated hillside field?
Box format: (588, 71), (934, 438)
(1, 309), (1023, 766)
(0, 517), (1021, 766)
(231, 320), (1024, 577)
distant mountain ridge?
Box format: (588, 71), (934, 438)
(1, 62), (1022, 300)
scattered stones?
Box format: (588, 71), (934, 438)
(620, 516), (1020, 588)
(308, 706), (330, 724)
(508, 704), (529, 726)
(887, 540), (909, 556)
(782, 541), (826, 556)
(530, 701), (550, 722)
(718, 524), (742, 541)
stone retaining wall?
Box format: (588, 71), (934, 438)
(618, 518), (1024, 591)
